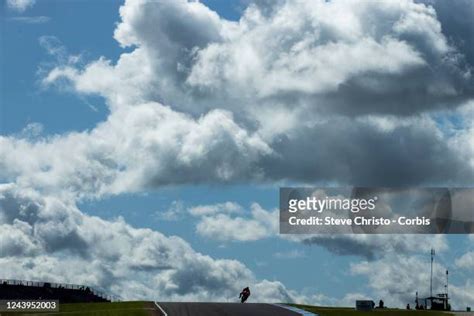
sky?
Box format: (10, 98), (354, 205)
(1, 0), (474, 309)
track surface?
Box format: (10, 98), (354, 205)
(154, 302), (301, 316)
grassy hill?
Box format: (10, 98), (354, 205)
(2, 301), (158, 316)
(1, 301), (457, 315)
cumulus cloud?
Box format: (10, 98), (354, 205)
(6, 0), (35, 12)
(455, 251), (474, 270)
(0, 103), (271, 198)
(2, 0), (474, 308)
(189, 202), (243, 216)
(0, 184), (310, 303)
(351, 254), (474, 309)
(298, 234), (448, 260)
(192, 203), (278, 242)
(187, 200), (448, 261)
(49, 0), (473, 115)
(260, 113), (474, 185)
(0, 184), (466, 306)
(30, 0), (474, 191)
(424, 0), (474, 65)
(2, 103), (473, 197)
(155, 201), (186, 221)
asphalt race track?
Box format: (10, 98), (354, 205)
(154, 302), (301, 316)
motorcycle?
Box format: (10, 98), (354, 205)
(239, 288), (250, 303)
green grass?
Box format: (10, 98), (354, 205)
(1, 301), (457, 315)
(290, 304), (454, 316)
(2, 301), (155, 316)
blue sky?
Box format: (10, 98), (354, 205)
(1, 0), (473, 308)
(1, 0), (351, 297)
(1, 0), (119, 134)
(1, 0), (243, 135)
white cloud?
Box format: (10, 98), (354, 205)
(8, 16), (49, 24)
(155, 201), (185, 221)
(193, 203), (278, 242)
(0, 183), (312, 303)
(297, 234), (448, 260)
(455, 251), (474, 270)
(17, 122), (43, 139)
(189, 202), (243, 216)
(1, 185), (466, 306)
(48, 0), (472, 117)
(31, 0), (474, 192)
(0, 103), (271, 198)
(3, 103), (474, 198)
(7, 0), (35, 12)
(351, 254), (474, 309)
(1, 0), (474, 307)
(273, 249), (306, 259)
(187, 200), (450, 262)
(187, 16), (427, 98)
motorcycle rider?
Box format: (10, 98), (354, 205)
(239, 287), (251, 303)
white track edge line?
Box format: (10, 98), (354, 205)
(154, 301), (168, 316)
